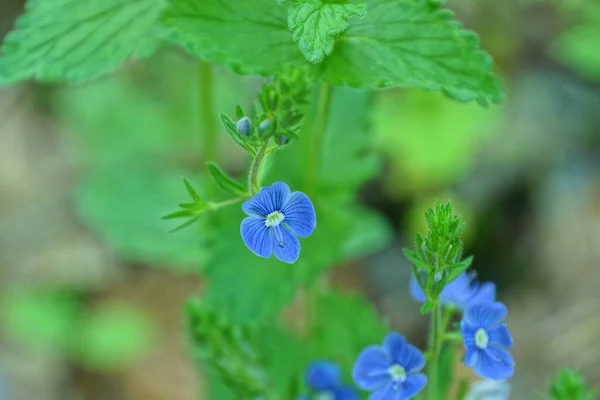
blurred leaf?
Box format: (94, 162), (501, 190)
(76, 164), (206, 270)
(437, 344), (456, 399)
(1, 291), (78, 350)
(549, 369), (596, 400)
(552, 24), (600, 80)
(74, 307), (155, 371)
(0, 0), (167, 82)
(372, 89), (499, 195)
(308, 291), (388, 367)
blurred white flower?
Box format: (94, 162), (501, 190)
(465, 380), (510, 400)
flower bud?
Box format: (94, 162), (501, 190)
(276, 135), (289, 146)
(258, 119), (271, 134)
(236, 117), (252, 136)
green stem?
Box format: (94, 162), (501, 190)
(303, 81), (332, 196)
(197, 61), (218, 194)
(210, 197), (246, 210)
(427, 303), (443, 400)
(248, 142), (270, 194)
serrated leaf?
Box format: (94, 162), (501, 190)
(323, 0), (503, 105)
(206, 162), (248, 197)
(0, 0), (168, 83)
(285, 0), (366, 63)
(161, 0), (305, 76)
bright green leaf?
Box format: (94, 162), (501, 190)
(161, 0), (305, 76)
(0, 0), (167, 82)
(552, 24), (600, 80)
(323, 0), (503, 105)
(284, 0), (366, 63)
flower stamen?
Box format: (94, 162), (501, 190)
(265, 210), (285, 227)
(475, 328), (489, 349)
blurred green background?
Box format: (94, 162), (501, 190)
(2, 0), (600, 398)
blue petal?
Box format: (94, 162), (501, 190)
(383, 333), (425, 372)
(489, 325), (513, 349)
(468, 282), (496, 306)
(400, 373), (427, 399)
(305, 361), (341, 391)
(473, 348), (514, 381)
(464, 348), (479, 368)
(409, 275), (426, 303)
(368, 382), (402, 400)
(272, 226), (300, 263)
(242, 182), (290, 217)
(240, 217), (272, 258)
(352, 345), (392, 391)
(334, 385), (359, 400)
(281, 191), (316, 238)
(463, 302), (507, 329)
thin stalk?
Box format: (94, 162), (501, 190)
(303, 81), (332, 196)
(427, 304), (443, 400)
(197, 61), (218, 194)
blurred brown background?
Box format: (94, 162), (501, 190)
(2, 0), (600, 398)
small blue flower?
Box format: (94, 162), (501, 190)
(241, 182), (316, 264)
(410, 271), (495, 310)
(461, 302), (514, 381)
(300, 361), (358, 400)
(352, 332), (427, 400)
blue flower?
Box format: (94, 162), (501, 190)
(410, 271), (495, 310)
(352, 333), (427, 400)
(461, 302), (514, 381)
(241, 182), (316, 264)
(300, 361), (358, 400)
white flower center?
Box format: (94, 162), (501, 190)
(265, 211), (285, 227)
(388, 364), (407, 383)
(314, 392), (335, 400)
(475, 328), (489, 349)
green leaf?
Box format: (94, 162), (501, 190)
(76, 164), (206, 271)
(220, 114), (257, 156)
(437, 345), (456, 399)
(549, 369), (596, 400)
(184, 178), (201, 202)
(323, 0), (503, 105)
(552, 24), (600, 80)
(0, 0), (168, 82)
(206, 162), (248, 197)
(284, 0), (366, 63)
(161, 0), (305, 76)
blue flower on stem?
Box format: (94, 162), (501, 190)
(461, 302), (514, 381)
(410, 271), (495, 310)
(352, 333), (427, 400)
(299, 361), (358, 400)
(241, 182), (316, 264)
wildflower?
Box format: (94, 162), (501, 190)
(352, 332), (427, 400)
(300, 361), (358, 400)
(410, 271), (495, 310)
(236, 116), (252, 136)
(461, 302), (514, 381)
(465, 380), (510, 400)
(240, 182), (316, 264)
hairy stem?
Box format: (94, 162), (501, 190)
(248, 142), (269, 194)
(303, 81), (332, 195)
